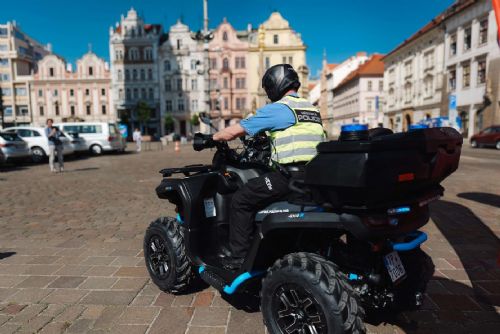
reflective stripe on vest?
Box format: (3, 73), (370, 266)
(270, 95), (325, 164)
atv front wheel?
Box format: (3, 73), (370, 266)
(261, 252), (365, 334)
(144, 217), (193, 293)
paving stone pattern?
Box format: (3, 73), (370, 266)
(0, 145), (499, 333)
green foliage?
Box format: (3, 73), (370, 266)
(190, 114), (200, 126)
(164, 114), (174, 133)
(135, 101), (151, 134)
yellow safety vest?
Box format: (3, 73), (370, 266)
(270, 95), (325, 164)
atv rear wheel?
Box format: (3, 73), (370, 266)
(144, 217), (193, 293)
(261, 252), (365, 334)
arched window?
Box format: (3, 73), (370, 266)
(223, 58), (229, 70)
(164, 60), (171, 71)
(223, 31), (228, 41)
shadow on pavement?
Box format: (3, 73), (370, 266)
(0, 252), (16, 260)
(457, 192), (500, 208)
(64, 167), (100, 173)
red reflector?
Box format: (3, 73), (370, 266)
(398, 173), (415, 182)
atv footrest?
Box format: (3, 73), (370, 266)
(199, 266), (226, 291)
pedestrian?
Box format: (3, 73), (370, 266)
(133, 128), (142, 152)
(45, 118), (64, 173)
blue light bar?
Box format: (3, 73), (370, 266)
(409, 124), (429, 130)
(341, 124), (368, 132)
(387, 206), (411, 215)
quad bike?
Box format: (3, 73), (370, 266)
(144, 122), (462, 334)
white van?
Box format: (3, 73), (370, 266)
(55, 122), (126, 155)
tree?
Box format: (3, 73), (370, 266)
(190, 114), (200, 126)
(164, 114), (174, 134)
(135, 101), (151, 134)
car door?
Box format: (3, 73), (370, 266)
(479, 127), (496, 146)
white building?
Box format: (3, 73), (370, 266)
(443, 0), (500, 138)
(320, 52), (370, 135)
(109, 8), (163, 136)
(308, 81), (321, 106)
(159, 20), (206, 136)
(331, 55), (385, 136)
(0, 21), (50, 128)
(382, 14), (446, 132)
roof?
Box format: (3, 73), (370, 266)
(383, 0), (477, 60)
(334, 54), (385, 90)
(327, 64), (337, 70)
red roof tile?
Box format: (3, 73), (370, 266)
(334, 54), (384, 90)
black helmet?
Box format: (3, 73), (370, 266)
(262, 64), (301, 102)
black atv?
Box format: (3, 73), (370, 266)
(143, 124), (462, 334)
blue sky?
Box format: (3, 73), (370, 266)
(1, 0), (454, 78)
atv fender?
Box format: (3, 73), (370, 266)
(156, 179), (190, 218)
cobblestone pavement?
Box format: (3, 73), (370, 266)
(0, 144), (499, 334)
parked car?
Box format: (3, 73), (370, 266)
(66, 132), (87, 153)
(55, 122), (126, 155)
(0, 132), (31, 163)
(3, 126), (74, 163)
(470, 125), (500, 149)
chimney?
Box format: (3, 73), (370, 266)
(356, 51), (367, 57)
(247, 23), (252, 32)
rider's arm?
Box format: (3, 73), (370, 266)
(213, 123), (246, 141)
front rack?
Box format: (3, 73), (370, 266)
(159, 164), (213, 177)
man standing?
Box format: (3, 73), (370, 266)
(45, 119), (64, 173)
(212, 64), (325, 269)
(133, 128), (142, 152)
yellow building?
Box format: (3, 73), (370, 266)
(248, 12), (308, 111)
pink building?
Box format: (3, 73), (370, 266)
(30, 52), (115, 126)
(208, 18), (251, 128)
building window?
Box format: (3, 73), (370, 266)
(235, 57), (245, 69)
(223, 58), (229, 70)
(129, 48), (139, 60)
(177, 78), (182, 90)
(236, 78), (246, 89)
(424, 50), (434, 69)
(223, 31), (228, 41)
(141, 88), (146, 99)
(367, 101), (372, 112)
(148, 68), (153, 80)
(85, 89), (90, 96)
(210, 58), (217, 69)
(125, 69), (130, 80)
(126, 88), (131, 99)
(165, 79), (172, 91)
(86, 105), (91, 115)
(166, 100), (172, 112)
(133, 88), (138, 99)
(70, 105), (75, 116)
(379, 81), (383, 91)
(479, 18), (488, 45)
(119, 89), (124, 99)
(273, 34), (279, 44)
(223, 77), (228, 89)
(288, 56), (293, 65)
(462, 62), (470, 88)
(140, 69), (145, 80)
(210, 78), (217, 89)
(178, 99), (184, 111)
(224, 97), (228, 110)
(101, 88), (106, 96)
(38, 89), (43, 97)
(176, 39), (182, 50)
(149, 88), (154, 100)
(102, 105), (106, 115)
(265, 57), (270, 70)
(450, 34), (457, 57)
(53, 89), (58, 97)
(133, 69), (137, 80)
(191, 99), (198, 112)
(15, 88), (26, 97)
(118, 70), (123, 80)
(236, 97), (246, 110)
(463, 26), (471, 51)
(404, 60), (412, 77)
(144, 48), (153, 60)
(88, 67), (93, 76)
(477, 59), (486, 85)
(424, 75), (433, 97)
(54, 104), (59, 116)
(367, 81), (372, 91)
(191, 78), (197, 90)
(449, 68), (456, 90)
(164, 60), (171, 71)
(39, 106), (44, 116)
(404, 83), (412, 102)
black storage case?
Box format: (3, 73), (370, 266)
(304, 127), (462, 209)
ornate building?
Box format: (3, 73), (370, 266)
(208, 18), (251, 128)
(30, 52), (115, 126)
(109, 8), (163, 136)
(0, 21), (50, 128)
(159, 20), (206, 136)
(247, 12), (309, 111)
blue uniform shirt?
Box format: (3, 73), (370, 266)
(240, 94), (298, 136)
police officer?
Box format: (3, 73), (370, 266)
(213, 64), (325, 269)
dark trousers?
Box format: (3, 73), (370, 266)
(229, 171), (289, 257)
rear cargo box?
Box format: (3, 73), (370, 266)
(304, 127), (462, 208)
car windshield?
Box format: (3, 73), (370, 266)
(0, 133), (23, 141)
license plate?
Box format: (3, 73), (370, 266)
(384, 251), (407, 283)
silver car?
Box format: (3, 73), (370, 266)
(0, 132), (31, 163)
